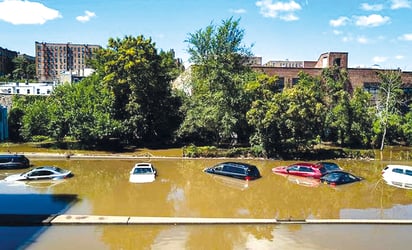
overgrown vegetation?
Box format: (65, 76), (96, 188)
(6, 18), (412, 159)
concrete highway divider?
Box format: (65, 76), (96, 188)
(2, 214), (412, 226)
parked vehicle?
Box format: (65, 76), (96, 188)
(0, 154), (30, 169)
(203, 162), (261, 181)
(320, 171), (362, 186)
(4, 166), (72, 182)
(382, 165), (412, 189)
(129, 163), (157, 183)
(272, 162), (324, 178)
(273, 162), (343, 179)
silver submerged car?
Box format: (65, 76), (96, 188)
(4, 166), (73, 182)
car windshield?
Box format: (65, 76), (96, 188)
(133, 167), (153, 174)
(324, 172), (341, 181)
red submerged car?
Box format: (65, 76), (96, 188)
(272, 162), (325, 179)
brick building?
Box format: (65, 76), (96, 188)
(0, 46), (18, 77)
(35, 42), (101, 82)
(252, 52), (412, 97)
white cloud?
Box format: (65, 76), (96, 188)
(390, 0), (411, 9)
(354, 14), (390, 27)
(76, 10), (96, 23)
(256, 0), (301, 21)
(230, 8), (247, 14)
(280, 13), (298, 21)
(342, 36), (353, 42)
(0, 0), (61, 25)
(395, 55), (404, 59)
(360, 3), (384, 11)
(398, 33), (412, 40)
(333, 30), (342, 35)
(329, 16), (350, 27)
(357, 36), (369, 44)
(373, 56), (388, 63)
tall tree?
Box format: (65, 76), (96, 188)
(374, 70), (404, 150)
(179, 17), (253, 145)
(94, 35), (182, 145)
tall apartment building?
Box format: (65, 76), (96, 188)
(35, 42), (101, 82)
(0, 46), (18, 77)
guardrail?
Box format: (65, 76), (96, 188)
(1, 215), (412, 226)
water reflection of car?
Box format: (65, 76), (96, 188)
(208, 174), (250, 190)
(129, 163), (157, 183)
(320, 171), (362, 186)
(0, 154), (30, 169)
(4, 166), (73, 182)
(203, 162), (261, 181)
(382, 165), (412, 189)
(274, 173), (320, 187)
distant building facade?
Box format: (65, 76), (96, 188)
(35, 42), (101, 82)
(0, 82), (55, 95)
(0, 46), (18, 77)
(251, 52), (412, 100)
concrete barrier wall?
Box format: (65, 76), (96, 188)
(2, 214), (412, 226)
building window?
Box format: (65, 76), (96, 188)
(37, 89), (40, 94)
(333, 58), (341, 67)
(16, 89), (20, 94)
(27, 89), (30, 94)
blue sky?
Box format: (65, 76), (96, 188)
(1, 0), (412, 70)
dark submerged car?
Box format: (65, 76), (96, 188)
(0, 154), (30, 169)
(204, 162), (261, 181)
(320, 171), (362, 186)
(316, 162), (343, 175)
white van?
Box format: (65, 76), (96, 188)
(382, 165), (412, 189)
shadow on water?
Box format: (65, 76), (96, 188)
(0, 193), (78, 250)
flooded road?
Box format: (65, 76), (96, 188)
(1, 157), (412, 249)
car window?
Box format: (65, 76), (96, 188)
(300, 166), (314, 172)
(247, 167), (260, 177)
(29, 170), (54, 176)
(0, 157), (11, 163)
(405, 170), (412, 176)
(393, 168), (404, 174)
(288, 166), (300, 171)
(133, 168), (152, 174)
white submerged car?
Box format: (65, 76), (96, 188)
(382, 164), (412, 189)
(4, 166), (73, 182)
(129, 163), (157, 183)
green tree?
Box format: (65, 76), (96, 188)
(94, 35), (182, 145)
(12, 56), (36, 82)
(48, 74), (121, 146)
(246, 72), (326, 157)
(179, 17), (253, 145)
(348, 88), (374, 147)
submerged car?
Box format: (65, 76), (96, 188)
(272, 162), (324, 179)
(203, 162), (261, 181)
(4, 166), (72, 182)
(129, 163), (157, 183)
(320, 171), (362, 186)
(0, 154), (30, 169)
(273, 162), (343, 179)
(382, 165), (412, 189)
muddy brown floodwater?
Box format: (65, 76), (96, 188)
(1, 156), (412, 249)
